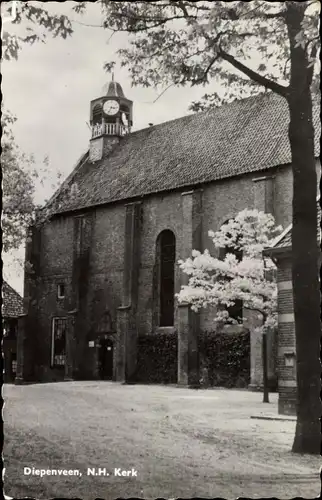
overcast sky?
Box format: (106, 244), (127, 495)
(3, 2), (216, 182)
(3, 1), (221, 292)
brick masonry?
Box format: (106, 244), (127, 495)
(89, 135), (120, 163)
(22, 165), (295, 385)
(276, 258), (297, 415)
(117, 202), (142, 383)
(177, 189), (202, 387)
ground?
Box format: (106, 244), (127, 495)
(3, 382), (321, 499)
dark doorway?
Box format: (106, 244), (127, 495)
(3, 319), (18, 383)
(98, 337), (114, 380)
(159, 230), (176, 327)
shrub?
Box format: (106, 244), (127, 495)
(135, 332), (177, 384)
(199, 329), (250, 388)
(135, 329), (250, 388)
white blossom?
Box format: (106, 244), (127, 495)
(177, 210), (282, 335)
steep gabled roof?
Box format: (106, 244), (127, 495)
(48, 92), (321, 215)
(2, 281), (24, 318)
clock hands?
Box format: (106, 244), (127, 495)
(103, 100), (120, 115)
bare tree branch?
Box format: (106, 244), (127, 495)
(108, 10), (189, 32)
(176, 1), (191, 18)
(218, 48), (289, 97)
(70, 18), (105, 28)
(191, 54), (221, 85)
(152, 82), (176, 103)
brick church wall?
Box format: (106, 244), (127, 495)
(137, 191), (185, 335)
(30, 217), (74, 380)
(200, 175), (256, 332)
(26, 164), (295, 383)
(200, 167), (293, 388)
(88, 204), (125, 325)
(29, 205), (125, 381)
(135, 166), (293, 338)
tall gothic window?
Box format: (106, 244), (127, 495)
(92, 104), (102, 125)
(51, 317), (67, 368)
(219, 229), (243, 324)
(157, 230), (176, 327)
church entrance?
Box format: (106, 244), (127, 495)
(98, 337), (114, 380)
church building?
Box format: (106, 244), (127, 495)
(16, 80), (320, 413)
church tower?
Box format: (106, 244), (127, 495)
(89, 77), (133, 162)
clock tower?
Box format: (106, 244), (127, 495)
(89, 77), (133, 162)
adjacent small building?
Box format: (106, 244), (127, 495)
(2, 281), (24, 383)
(265, 198), (321, 415)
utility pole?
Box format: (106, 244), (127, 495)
(262, 331), (269, 403)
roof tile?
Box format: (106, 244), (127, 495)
(2, 281), (24, 318)
(51, 92), (321, 214)
(271, 199), (321, 250)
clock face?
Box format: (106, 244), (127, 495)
(103, 100), (120, 115)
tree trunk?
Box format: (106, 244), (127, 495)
(286, 4), (321, 455)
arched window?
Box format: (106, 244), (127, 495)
(157, 230), (176, 327)
(92, 104), (102, 125)
(219, 223), (243, 324)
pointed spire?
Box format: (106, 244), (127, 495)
(112, 72), (115, 82)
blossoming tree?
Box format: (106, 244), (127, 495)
(177, 209), (282, 401)
(2, 110), (36, 253)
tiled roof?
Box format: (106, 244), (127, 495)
(269, 198), (321, 251)
(102, 80), (125, 98)
(2, 281), (24, 318)
(271, 224), (292, 249)
(50, 92), (321, 214)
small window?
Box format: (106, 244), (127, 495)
(70, 183), (79, 197)
(57, 284), (65, 299)
(12, 355), (17, 374)
(51, 317), (67, 368)
(92, 104), (103, 125)
(264, 268), (277, 282)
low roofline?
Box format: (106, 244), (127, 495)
(3, 312), (27, 319)
(2, 281), (25, 317)
(263, 245), (292, 257)
(270, 223), (292, 248)
(264, 194), (320, 256)
(38, 150), (89, 220)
